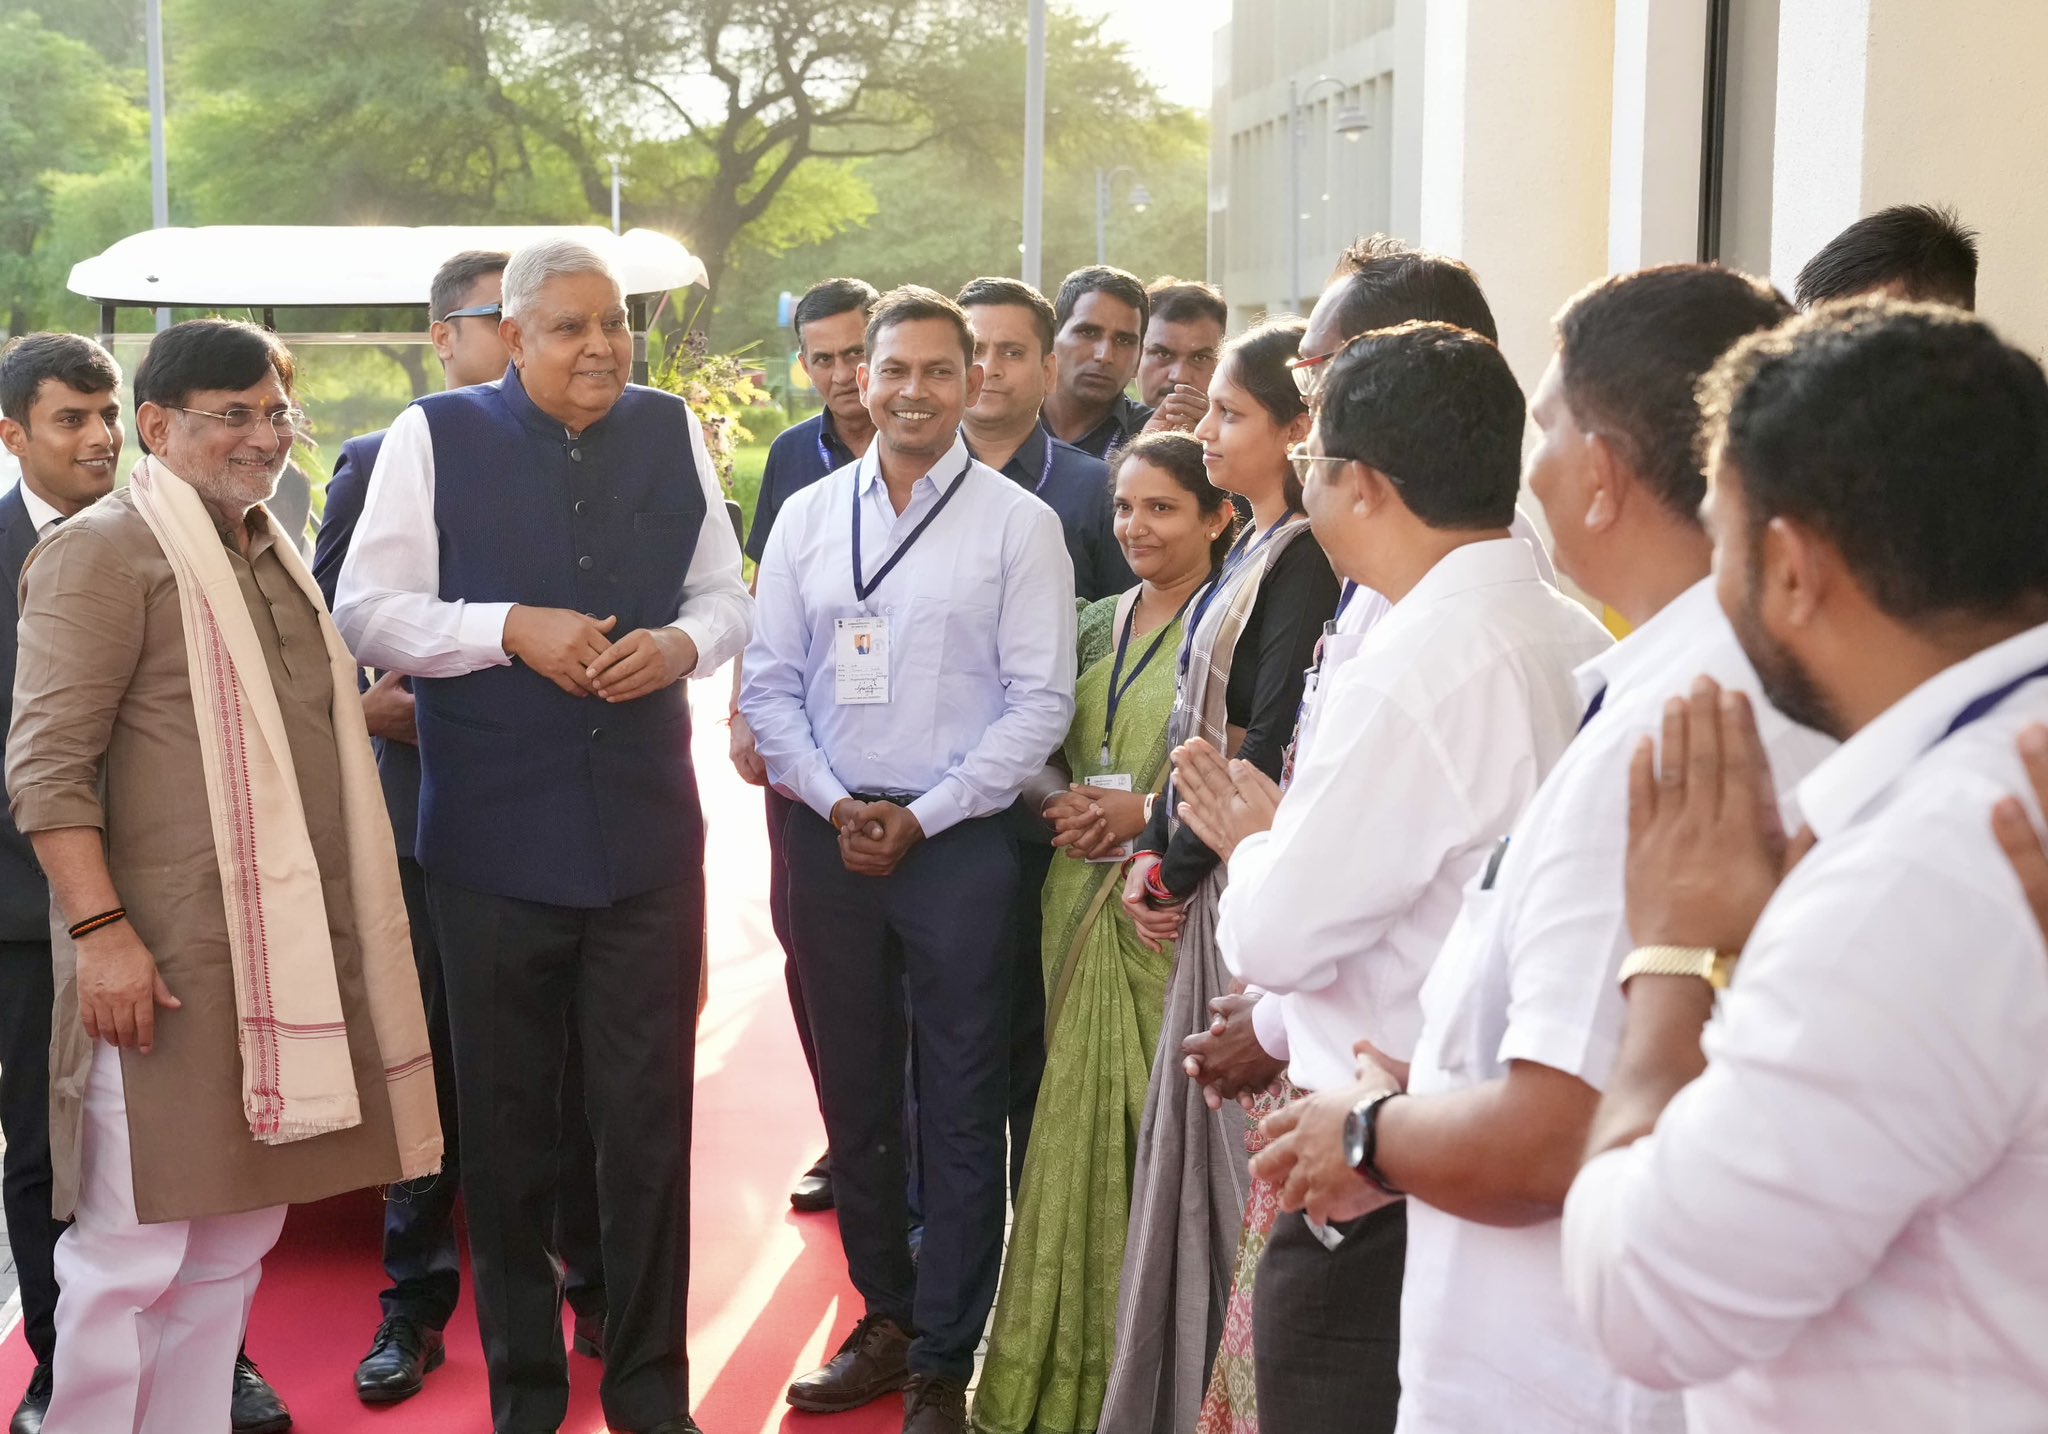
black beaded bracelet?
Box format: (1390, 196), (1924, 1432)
(67, 907), (128, 940)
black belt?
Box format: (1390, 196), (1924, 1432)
(847, 790), (924, 807)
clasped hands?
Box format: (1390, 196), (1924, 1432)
(1250, 1037), (1409, 1226)
(1042, 784), (1147, 862)
(829, 797), (924, 878)
(503, 605), (698, 702)
(1171, 737), (1281, 862)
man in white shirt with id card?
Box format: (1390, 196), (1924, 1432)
(740, 286), (1075, 1434)
(1176, 322), (1611, 1434)
(1563, 300), (2048, 1433)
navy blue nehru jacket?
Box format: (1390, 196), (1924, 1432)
(406, 368), (711, 908)
(745, 408), (861, 563)
(973, 421), (1134, 602)
(312, 429), (424, 860)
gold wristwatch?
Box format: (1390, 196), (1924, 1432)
(1618, 944), (1739, 991)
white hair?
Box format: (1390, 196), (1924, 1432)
(502, 238), (623, 320)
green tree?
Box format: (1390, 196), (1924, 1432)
(0, 10), (144, 334)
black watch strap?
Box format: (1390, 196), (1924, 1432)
(1352, 1089), (1406, 1197)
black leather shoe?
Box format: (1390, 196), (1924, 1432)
(10, 1363), (51, 1434)
(625, 1420), (704, 1434)
(230, 1353), (292, 1434)
(789, 1151), (834, 1212)
(354, 1315), (446, 1404)
(786, 1313), (911, 1412)
(572, 1310), (605, 1360)
(902, 1374), (967, 1434)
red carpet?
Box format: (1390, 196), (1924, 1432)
(0, 686), (904, 1434)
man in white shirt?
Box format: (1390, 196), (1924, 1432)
(1178, 321), (1611, 1434)
(1562, 300), (2048, 1432)
(1252, 266), (1824, 1432)
(740, 286), (1075, 1434)
(335, 239), (752, 1434)
(1183, 237), (1554, 1116)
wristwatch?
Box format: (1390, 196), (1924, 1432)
(1341, 1089), (1405, 1196)
(1618, 944), (1739, 991)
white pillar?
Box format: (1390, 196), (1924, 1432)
(1416, 0), (1616, 389)
(1607, 0), (1708, 273)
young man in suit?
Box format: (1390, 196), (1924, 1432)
(0, 334), (123, 1434)
(314, 249), (605, 1405)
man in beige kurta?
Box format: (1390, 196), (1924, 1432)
(6, 318), (436, 1434)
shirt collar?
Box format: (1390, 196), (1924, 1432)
(499, 361), (619, 441)
(854, 429), (971, 498)
(1573, 576), (1719, 708)
(1797, 620), (2048, 838)
(817, 407), (858, 466)
(975, 421), (1050, 488)
(1386, 537), (1543, 619)
(15, 480), (65, 535)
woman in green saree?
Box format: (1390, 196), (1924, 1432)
(973, 433), (1239, 1434)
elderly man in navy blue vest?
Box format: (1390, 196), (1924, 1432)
(316, 248), (607, 1407)
(335, 238), (752, 1434)
(741, 287), (1075, 1434)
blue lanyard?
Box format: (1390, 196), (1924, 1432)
(1178, 516), (1298, 675)
(1937, 658), (2048, 742)
(1031, 434), (1056, 493)
(850, 457), (971, 605)
(1101, 591), (1194, 767)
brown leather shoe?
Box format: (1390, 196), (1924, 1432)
(786, 1314), (912, 1412)
(902, 1374), (966, 1433)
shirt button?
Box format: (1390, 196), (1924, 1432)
(569, 447), (583, 462)
(589, 727), (604, 742)
(573, 500), (588, 515)
(578, 555), (594, 571)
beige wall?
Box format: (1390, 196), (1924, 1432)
(1417, 0), (1616, 392)
(1861, 0), (2048, 360)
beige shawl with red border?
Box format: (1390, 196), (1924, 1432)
(129, 455), (440, 1174)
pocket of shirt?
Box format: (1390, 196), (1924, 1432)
(1415, 883), (1512, 1084)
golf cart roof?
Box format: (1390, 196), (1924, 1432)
(67, 224), (708, 310)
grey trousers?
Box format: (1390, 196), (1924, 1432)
(1252, 1202), (1407, 1434)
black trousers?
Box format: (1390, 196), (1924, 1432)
(1252, 1203), (1407, 1434)
(764, 787), (822, 1099)
(786, 805), (1017, 1382)
(380, 856), (605, 1330)
(431, 875), (701, 1434)
(0, 938), (63, 1369)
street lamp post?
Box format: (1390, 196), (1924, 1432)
(146, 0), (170, 330)
(1021, 0), (1048, 288)
(1286, 76), (1372, 313)
(1095, 166), (1152, 266)
(609, 156), (623, 235)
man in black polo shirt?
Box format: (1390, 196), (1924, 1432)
(745, 277), (880, 565)
(1043, 266), (1152, 462)
(957, 277), (1134, 603)
(732, 275), (879, 1214)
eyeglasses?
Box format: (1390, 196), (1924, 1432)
(172, 405), (307, 434)
(1287, 446), (1348, 484)
(1285, 329), (1380, 398)
(1287, 445), (1396, 488)
(440, 302), (503, 321)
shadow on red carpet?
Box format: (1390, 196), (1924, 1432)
(0, 689), (903, 1434)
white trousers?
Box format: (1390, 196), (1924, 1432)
(44, 1043), (287, 1434)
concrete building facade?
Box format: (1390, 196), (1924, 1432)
(1210, 0), (2048, 383)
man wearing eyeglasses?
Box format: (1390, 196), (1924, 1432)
(314, 249), (608, 1409)
(7, 318), (443, 1434)
(337, 238), (752, 1434)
